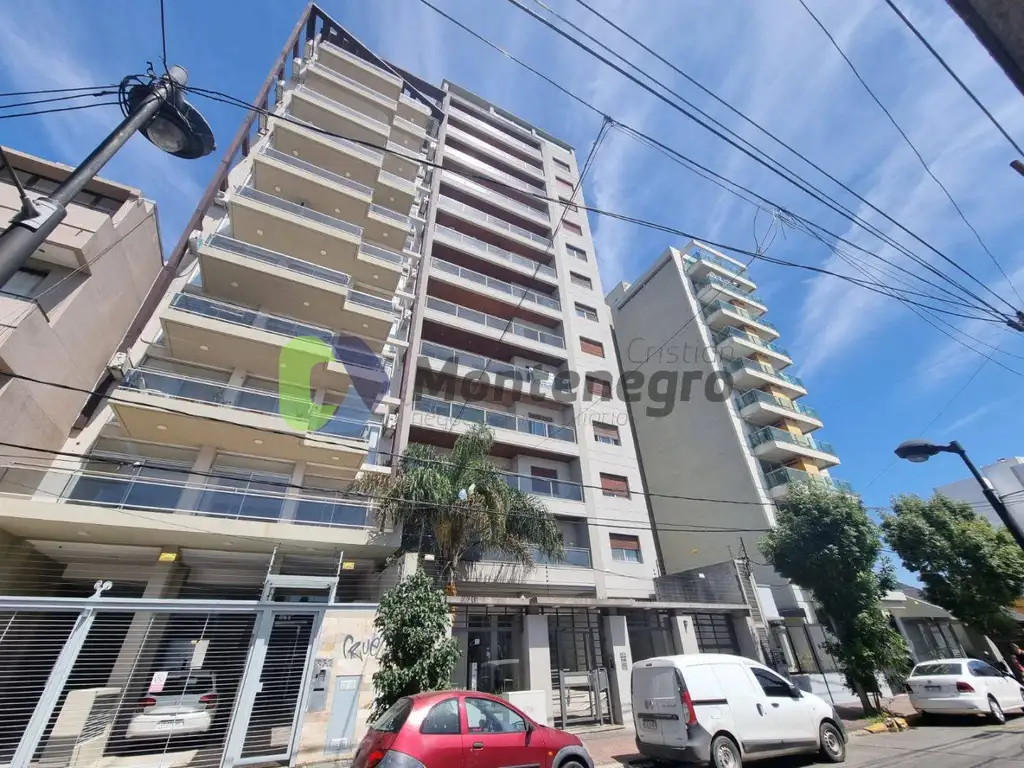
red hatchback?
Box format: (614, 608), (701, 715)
(352, 690), (594, 768)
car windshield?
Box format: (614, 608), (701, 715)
(155, 672), (214, 697)
(911, 663), (962, 676)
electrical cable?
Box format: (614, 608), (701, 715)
(0, 90), (119, 110)
(0, 102), (120, 121)
(0, 85), (119, 98)
(158, 0), (169, 72)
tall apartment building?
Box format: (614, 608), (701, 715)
(0, 9), (764, 767)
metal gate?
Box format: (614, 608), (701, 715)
(548, 610), (610, 728)
(0, 576), (330, 768)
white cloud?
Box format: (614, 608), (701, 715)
(940, 400), (1004, 436)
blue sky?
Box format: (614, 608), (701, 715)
(3, 1), (1023, 570)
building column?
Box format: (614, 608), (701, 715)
(522, 613), (552, 724)
(733, 614), (762, 661)
(602, 614), (633, 727)
(670, 615), (700, 654)
(176, 445), (217, 514)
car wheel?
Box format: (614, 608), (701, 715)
(988, 696), (1006, 725)
(559, 761), (585, 768)
(710, 735), (742, 768)
(818, 722), (846, 763)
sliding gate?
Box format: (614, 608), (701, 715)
(0, 580), (329, 768)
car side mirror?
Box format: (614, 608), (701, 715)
(789, 685), (802, 699)
(524, 720), (534, 743)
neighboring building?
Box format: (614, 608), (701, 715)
(0, 9), (764, 767)
(947, 0), (1024, 98)
(936, 456), (1024, 532)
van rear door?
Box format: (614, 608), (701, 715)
(632, 663), (688, 750)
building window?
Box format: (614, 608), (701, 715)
(600, 473), (630, 498)
(566, 245), (588, 262)
(570, 272), (592, 290)
(575, 302), (598, 321)
(563, 221), (583, 236)
(554, 158), (572, 172)
(579, 337), (604, 357)
(610, 533), (642, 561)
(557, 177), (574, 192)
(593, 422), (621, 445)
(1, 267), (47, 298)
(585, 376), (612, 399)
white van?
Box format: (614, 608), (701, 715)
(631, 654), (846, 767)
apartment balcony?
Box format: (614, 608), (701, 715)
(501, 472), (585, 520)
(399, 91), (435, 129)
(446, 124), (546, 184)
(693, 274), (767, 316)
(438, 195), (553, 255)
(447, 105), (543, 161)
(391, 113), (429, 150)
(289, 85), (390, 147)
(316, 40), (403, 102)
(702, 299), (779, 341)
(763, 467), (854, 500)
(444, 146), (545, 197)
(112, 369), (379, 475)
(411, 395), (579, 458)
(302, 61), (397, 128)
(735, 389), (823, 432)
(270, 113), (383, 188)
(417, 340), (569, 403)
(684, 250), (757, 292)
(712, 327), (792, 369)
(383, 139), (427, 181)
(725, 358), (807, 399)
(749, 426), (839, 469)
(160, 293), (392, 389)
(253, 143), (372, 223)
(442, 170), (550, 227)
(433, 224), (557, 287)
(229, 186), (404, 289)
(375, 168), (420, 215)
(463, 547), (594, 588)
(423, 295), (567, 361)
(429, 258), (561, 322)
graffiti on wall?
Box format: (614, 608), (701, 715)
(342, 632), (383, 661)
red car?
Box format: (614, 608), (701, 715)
(352, 690), (594, 768)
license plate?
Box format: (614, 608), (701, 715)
(925, 685), (941, 691)
(156, 720), (184, 730)
(642, 718), (657, 731)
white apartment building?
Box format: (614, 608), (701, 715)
(0, 8), (764, 767)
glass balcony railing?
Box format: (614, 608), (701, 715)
(359, 240), (406, 266)
(712, 327), (790, 358)
(725, 358), (805, 390)
(446, 124), (546, 180)
(280, 110), (384, 163)
(749, 426), (836, 456)
(295, 84), (389, 130)
(121, 368), (381, 441)
(702, 300), (777, 332)
(348, 289), (395, 313)
(235, 186), (363, 238)
(425, 296), (565, 348)
(431, 259), (560, 311)
(735, 389), (820, 421)
(419, 340), (572, 394)
(7, 465), (375, 528)
(501, 471), (584, 502)
(434, 224), (556, 279)
(307, 61), (395, 106)
(260, 145), (373, 197)
(438, 195), (552, 248)
(684, 249), (750, 278)
(378, 169), (418, 194)
(387, 139), (426, 161)
(481, 546), (591, 568)
(318, 41), (403, 87)
(763, 467), (853, 494)
(693, 274), (763, 303)
(167, 293), (387, 372)
(369, 203), (411, 229)
(448, 105), (543, 158)
(444, 147), (545, 196)
(443, 171), (550, 224)
(413, 394), (576, 443)
(393, 113), (427, 137)
(203, 233), (352, 287)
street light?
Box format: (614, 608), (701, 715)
(0, 65), (215, 287)
(894, 438), (1024, 550)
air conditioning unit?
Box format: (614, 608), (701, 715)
(386, 414), (399, 430)
(106, 352), (130, 381)
(187, 231), (202, 257)
(213, 190), (228, 206)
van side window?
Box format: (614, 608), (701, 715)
(751, 668), (792, 697)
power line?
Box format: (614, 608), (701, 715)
(158, 0), (169, 71)
(0, 102), (120, 121)
(797, 0), (1024, 308)
(0, 85), (118, 98)
(0, 90), (119, 110)
(883, 0), (1024, 158)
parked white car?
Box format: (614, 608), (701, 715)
(126, 671), (218, 739)
(631, 653), (845, 768)
(905, 658), (1024, 723)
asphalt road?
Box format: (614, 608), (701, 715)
(840, 716), (1024, 768)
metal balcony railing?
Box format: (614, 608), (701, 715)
(413, 395), (576, 442)
(260, 144), (373, 196)
(307, 61), (395, 105)
(203, 233), (352, 287)
(735, 389), (820, 421)
(446, 124), (546, 180)
(235, 186), (363, 238)
(419, 341), (572, 395)
(433, 224), (556, 278)
(763, 467), (853, 494)
(693, 274), (763, 303)
(725, 358), (805, 389)
(294, 84), (389, 129)
(684, 249), (750, 278)
(448, 105), (543, 158)
(438, 195), (552, 248)
(702, 299), (777, 332)
(431, 258), (560, 311)
(279, 110), (384, 163)
(480, 546), (591, 568)
(749, 426), (836, 456)
(425, 296), (565, 348)
(442, 171), (550, 223)
(167, 293), (387, 372)
(500, 471), (584, 502)
(712, 326), (790, 358)
(444, 147), (545, 196)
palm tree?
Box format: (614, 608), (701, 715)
(354, 425), (564, 593)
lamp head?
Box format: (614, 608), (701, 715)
(895, 438), (945, 463)
(127, 67), (215, 160)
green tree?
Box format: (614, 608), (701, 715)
(354, 425), (563, 593)
(882, 493), (1024, 639)
(370, 569), (461, 720)
(759, 483), (909, 712)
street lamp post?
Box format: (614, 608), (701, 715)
(894, 438), (1024, 551)
(0, 65), (214, 288)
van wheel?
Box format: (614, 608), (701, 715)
(989, 696), (1006, 724)
(819, 721), (846, 763)
(710, 735), (741, 768)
